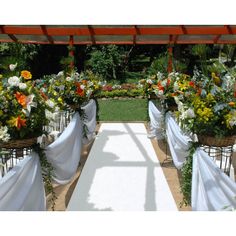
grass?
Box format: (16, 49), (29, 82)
(98, 98), (148, 121)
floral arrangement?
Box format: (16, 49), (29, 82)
(0, 65), (54, 143)
(47, 70), (102, 110)
(176, 68), (236, 138)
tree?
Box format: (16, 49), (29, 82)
(85, 45), (124, 81)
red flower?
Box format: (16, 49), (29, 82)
(189, 81), (195, 87)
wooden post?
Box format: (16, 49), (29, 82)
(167, 46), (173, 73)
(69, 35), (74, 69)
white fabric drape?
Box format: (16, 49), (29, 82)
(45, 112), (83, 185)
(148, 101), (165, 139)
(192, 148), (236, 211)
(165, 113), (191, 169)
(81, 99), (97, 145)
(0, 152), (46, 211)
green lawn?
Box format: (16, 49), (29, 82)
(98, 99), (148, 121)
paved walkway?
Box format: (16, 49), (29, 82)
(67, 123), (177, 211)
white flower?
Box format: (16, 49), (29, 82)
(146, 79), (153, 84)
(9, 63), (17, 71)
(80, 85), (85, 90)
(57, 71), (64, 77)
(46, 99), (55, 108)
(66, 77), (72, 81)
(186, 108), (195, 118)
(0, 126), (10, 142)
(173, 81), (179, 91)
(88, 81), (94, 87)
(24, 94), (37, 115)
(8, 76), (20, 87)
(162, 80), (167, 87)
(18, 83), (27, 90)
(158, 90), (164, 96)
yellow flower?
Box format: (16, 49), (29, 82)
(211, 72), (221, 85)
(21, 70), (32, 80)
(58, 97), (63, 103)
(0, 74), (3, 79)
(206, 93), (215, 103)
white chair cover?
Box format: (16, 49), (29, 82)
(165, 113), (191, 169)
(0, 152), (46, 211)
(45, 112), (83, 185)
(81, 99), (97, 145)
(148, 101), (165, 139)
(192, 148), (236, 211)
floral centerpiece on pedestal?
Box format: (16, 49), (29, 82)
(0, 66), (54, 145)
(176, 67), (236, 146)
(47, 70), (102, 111)
(140, 72), (190, 111)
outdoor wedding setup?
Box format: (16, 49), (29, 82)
(0, 25), (236, 211)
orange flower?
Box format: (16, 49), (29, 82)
(8, 115), (27, 129)
(16, 116), (27, 129)
(228, 102), (235, 107)
(167, 79), (171, 86)
(21, 70), (32, 80)
(15, 92), (27, 108)
(82, 80), (88, 85)
(157, 81), (165, 91)
(40, 90), (48, 100)
(75, 83), (85, 97)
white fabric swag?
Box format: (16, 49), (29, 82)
(165, 113), (191, 169)
(0, 152), (46, 211)
(192, 148), (236, 211)
(148, 101), (165, 139)
(46, 112), (83, 185)
(81, 99), (97, 145)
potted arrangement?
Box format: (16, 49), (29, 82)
(176, 68), (236, 147)
(0, 66), (54, 148)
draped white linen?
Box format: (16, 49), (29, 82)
(165, 112), (191, 169)
(148, 101), (165, 139)
(192, 148), (236, 211)
(45, 112), (83, 185)
(0, 152), (46, 211)
(81, 99), (97, 145)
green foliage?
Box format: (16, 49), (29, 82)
(147, 53), (168, 75)
(180, 142), (199, 206)
(33, 144), (57, 210)
(191, 45), (210, 75)
(85, 45), (124, 81)
(98, 89), (143, 98)
(98, 99), (148, 121)
(0, 42), (39, 76)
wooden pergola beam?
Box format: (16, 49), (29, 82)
(213, 35), (221, 44)
(40, 25), (54, 44)
(1, 39), (236, 45)
(1, 25), (235, 36)
(88, 25), (96, 44)
(0, 25), (18, 42)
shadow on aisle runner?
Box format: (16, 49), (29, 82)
(67, 123), (178, 211)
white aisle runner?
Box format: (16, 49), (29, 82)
(67, 123), (177, 211)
